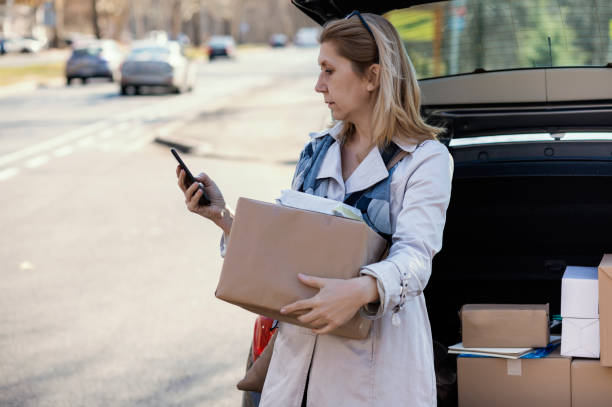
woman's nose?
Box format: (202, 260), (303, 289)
(315, 75), (327, 93)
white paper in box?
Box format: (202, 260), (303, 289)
(561, 318), (600, 358)
(561, 266), (598, 318)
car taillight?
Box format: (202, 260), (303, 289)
(252, 316), (276, 361)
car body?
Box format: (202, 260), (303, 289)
(206, 35), (236, 60)
(66, 40), (123, 85)
(269, 33), (289, 48)
(3, 36), (45, 53)
(120, 41), (196, 95)
(0, 38), (5, 55)
(293, 27), (320, 47)
(243, 1), (612, 406)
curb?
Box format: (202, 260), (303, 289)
(0, 76), (64, 97)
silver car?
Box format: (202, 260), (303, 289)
(66, 40), (122, 85)
(120, 41), (196, 95)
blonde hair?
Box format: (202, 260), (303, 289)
(320, 13), (444, 148)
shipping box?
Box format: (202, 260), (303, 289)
(457, 349), (571, 407)
(599, 255), (612, 366)
(571, 359), (612, 407)
(460, 304), (549, 348)
(561, 266), (600, 358)
(216, 197), (388, 339)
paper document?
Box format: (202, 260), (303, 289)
(276, 189), (364, 222)
(448, 335), (561, 359)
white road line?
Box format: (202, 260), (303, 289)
(78, 136), (95, 146)
(99, 128), (115, 139)
(0, 121), (108, 168)
(53, 145), (74, 157)
(0, 167), (19, 181)
(25, 155), (49, 168)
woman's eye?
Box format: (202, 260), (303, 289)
(325, 69), (333, 74)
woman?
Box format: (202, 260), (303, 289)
(177, 12), (452, 407)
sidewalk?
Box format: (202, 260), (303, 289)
(154, 75), (330, 164)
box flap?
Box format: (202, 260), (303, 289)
(598, 254), (612, 279)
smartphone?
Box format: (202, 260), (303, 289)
(171, 148), (211, 206)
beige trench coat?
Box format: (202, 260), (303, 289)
(231, 122), (453, 407)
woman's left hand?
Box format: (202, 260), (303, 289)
(280, 273), (379, 335)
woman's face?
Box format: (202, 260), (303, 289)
(315, 41), (375, 122)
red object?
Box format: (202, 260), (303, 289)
(252, 315), (276, 361)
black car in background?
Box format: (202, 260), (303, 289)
(206, 35), (236, 60)
(242, 1), (612, 406)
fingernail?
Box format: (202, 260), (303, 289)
(280, 308), (286, 314)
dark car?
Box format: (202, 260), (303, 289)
(65, 40), (122, 85)
(0, 38), (5, 55)
(206, 35), (236, 60)
(242, 1), (612, 406)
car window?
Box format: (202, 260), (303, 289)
(385, 0), (612, 80)
(449, 132), (612, 146)
(73, 47), (102, 57)
(130, 47), (171, 56)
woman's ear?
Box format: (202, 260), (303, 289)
(365, 64), (381, 92)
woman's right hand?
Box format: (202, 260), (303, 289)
(176, 165), (232, 233)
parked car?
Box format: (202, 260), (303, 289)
(3, 36), (45, 53)
(242, 1), (612, 406)
(120, 41), (196, 95)
(269, 33), (288, 48)
(293, 27), (320, 47)
(206, 35), (236, 60)
(65, 40), (123, 85)
(0, 38), (6, 55)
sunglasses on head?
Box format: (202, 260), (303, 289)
(345, 10), (375, 39)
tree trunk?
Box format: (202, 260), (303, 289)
(92, 0), (101, 39)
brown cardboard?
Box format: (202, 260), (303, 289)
(461, 304), (550, 348)
(571, 359), (612, 407)
(457, 349), (571, 407)
(598, 254), (612, 366)
(216, 197), (388, 339)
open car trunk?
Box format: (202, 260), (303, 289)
(427, 141), (612, 347)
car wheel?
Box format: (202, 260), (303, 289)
(66, 77), (72, 86)
(82, 77), (88, 85)
(120, 85), (128, 95)
(134, 86), (142, 95)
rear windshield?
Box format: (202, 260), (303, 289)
(72, 47), (102, 57)
(385, 0), (612, 79)
(130, 47), (170, 56)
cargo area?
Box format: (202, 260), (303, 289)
(426, 140), (612, 346)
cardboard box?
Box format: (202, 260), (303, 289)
(561, 266), (598, 319)
(599, 255), (612, 366)
(461, 304), (550, 348)
(561, 318), (600, 358)
(216, 197), (388, 339)
(457, 349), (571, 407)
(571, 359), (612, 407)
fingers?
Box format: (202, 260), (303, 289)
(298, 273), (326, 289)
(312, 323), (337, 335)
(195, 171), (214, 187)
(280, 298), (314, 315)
(177, 169), (188, 192)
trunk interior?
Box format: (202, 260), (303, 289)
(425, 140), (612, 405)
(427, 141), (612, 346)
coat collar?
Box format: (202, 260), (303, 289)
(312, 121), (420, 194)
(309, 121), (421, 154)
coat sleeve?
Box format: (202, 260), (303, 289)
(359, 142), (453, 319)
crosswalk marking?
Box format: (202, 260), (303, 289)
(0, 167), (19, 181)
(25, 155), (49, 168)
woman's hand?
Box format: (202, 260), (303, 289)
(176, 166), (232, 234)
(280, 273), (379, 335)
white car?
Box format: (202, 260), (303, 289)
(4, 36), (45, 53)
(120, 41), (197, 95)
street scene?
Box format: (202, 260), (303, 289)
(3, 0), (612, 406)
(1, 44), (328, 406)
(1, 1), (328, 405)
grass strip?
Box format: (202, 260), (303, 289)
(0, 62), (64, 86)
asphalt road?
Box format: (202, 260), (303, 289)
(0, 46), (328, 406)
